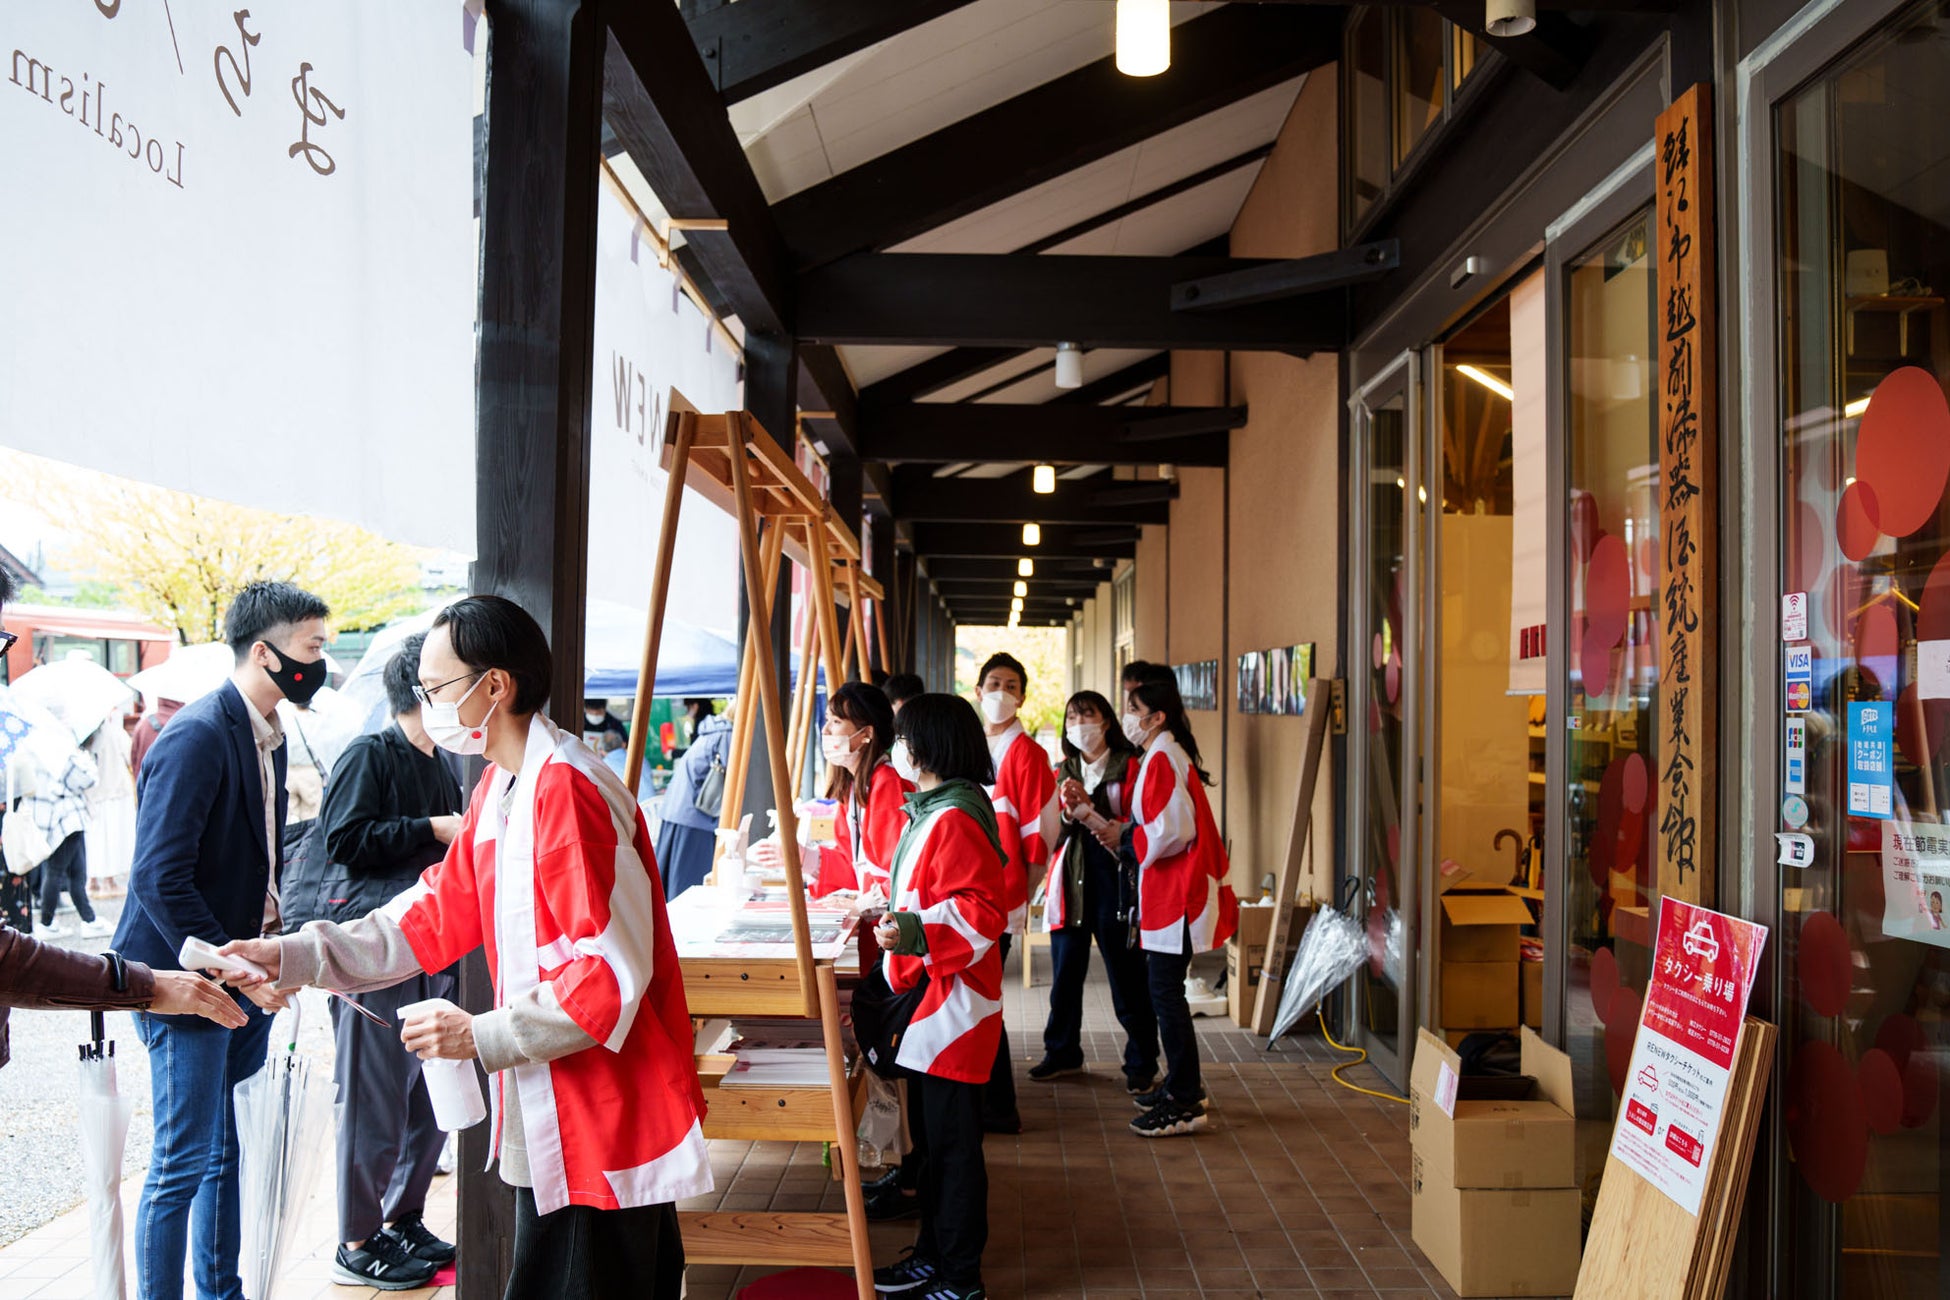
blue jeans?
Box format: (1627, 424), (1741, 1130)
(133, 1007), (273, 1300)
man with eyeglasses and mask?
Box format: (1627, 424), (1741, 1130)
(113, 579), (333, 1300)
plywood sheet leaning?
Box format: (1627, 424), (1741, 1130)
(1249, 679), (1332, 1036)
(1573, 1016), (1775, 1300)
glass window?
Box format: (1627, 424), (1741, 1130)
(1392, 9), (1446, 168)
(1562, 208), (1659, 1202)
(1775, 6), (1950, 1293)
(1453, 26), (1482, 92)
(1359, 389), (1408, 1060)
(1347, 9), (1388, 227)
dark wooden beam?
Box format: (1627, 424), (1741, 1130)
(771, 5), (1341, 268)
(468, 1), (605, 1295)
(1051, 353), (1171, 406)
(857, 403), (1240, 466)
(927, 556), (1109, 581)
(798, 254), (1348, 351)
(1172, 240), (1399, 311)
(908, 522), (1137, 561)
(858, 348), (1028, 407)
(687, 0), (981, 104)
(892, 466), (1173, 525)
(605, 8), (790, 333)
(1431, 3), (1595, 90)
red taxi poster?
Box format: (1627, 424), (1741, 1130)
(1607, 898), (1767, 1214)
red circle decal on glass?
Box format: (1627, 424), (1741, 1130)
(1785, 1040), (1868, 1203)
(1604, 987), (1640, 1095)
(1620, 752), (1649, 817)
(1589, 946), (1619, 1024)
(1581, 626), (1614, 699)
(1570, 492), (1601, 562)
(1854, 365), (1950, 538)
(1586, 534), (1630, 647)
(1795, 910), (1850, 1018)
(1835, 481), (1882, 562)
(1855, 601), (1898, 666)
(1859, 1049), (1903, 1136)
(1918, 550), (1950, 643)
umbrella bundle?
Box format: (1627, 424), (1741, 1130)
(77, 1011), (133, 1300)
(235, 1002), (332, 1300)
(1267, 904), (1369, 1044)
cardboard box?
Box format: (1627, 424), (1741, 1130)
(1226, 902), (1305, 1027)
(1521, 958), (1543, 1029)
(1440, 960), (1518, 1030)
(1410, 1027), (1581, 1296)
(1438, 886), (1535, 963)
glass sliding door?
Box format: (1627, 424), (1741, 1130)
(1349, 352), (1422, 1081)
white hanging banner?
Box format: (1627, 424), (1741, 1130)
(0, 3), (478, 553)
(1506, 271), (1547, 695)
(585, 184), (744, 637)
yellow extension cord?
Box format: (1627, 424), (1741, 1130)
(1317, 1008), (1410, 1104)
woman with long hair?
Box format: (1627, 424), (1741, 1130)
(807, 681), (907, 898)
(1105, 667), (1238, 1138)
(1029, 689), (1158, 1094)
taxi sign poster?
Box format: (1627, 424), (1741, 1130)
(1608, 898), (1768, 1215)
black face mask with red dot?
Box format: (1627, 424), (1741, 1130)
(263, 645), (329, 706)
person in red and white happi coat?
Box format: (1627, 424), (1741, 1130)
(870, 694), (1009, 1300)
(1099, 666), (1238, 1139)
(759, 682), (910, 899)
(220, 597), (708, 1300)
(972, 651), (1056, 1132)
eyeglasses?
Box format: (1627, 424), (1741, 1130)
(412, 670), (482, 708)
(0, 630), (15, 656)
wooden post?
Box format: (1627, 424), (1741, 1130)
(1252, 680), (1332, 1037)
(720, 522), (787, 839)
(809, 525), (848, 690)
(845, 564), (873, 684)
(726, 414), (819, 1009)
(787, 579), (822, 794)
(624, 411), (697, 796)
(818, 962), (878, 1298)
(875, 588), (894, 679)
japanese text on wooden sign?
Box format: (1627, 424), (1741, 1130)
(1655, 85), (1718, 905)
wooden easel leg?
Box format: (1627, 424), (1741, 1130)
(787, 603), (821, 794)
(625, 413), (696, 796)
(818, 963), (876, 1300)
(809, 525), (848, 690)
(845, 566), (873, 685)
(874, 593), (893, 679)
(719, 521), (788, 847)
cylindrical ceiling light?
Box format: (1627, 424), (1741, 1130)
(1011, 596), (1024, 613)
(1115, 0), (1170, 77)
(1053, 342), (1083, 389)
(1018, 557), (1035, 577)
(1485, 0), (1537, 37)
(1022, 522), (1042, 546)
(1013, 580), (1028, 597)
(1032, 464), (1057, 494)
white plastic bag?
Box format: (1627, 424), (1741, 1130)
(855, 1069), (907, 1168)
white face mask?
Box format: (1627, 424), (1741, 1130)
(425, 673), (499, 756)
(1066, 720), (1104, 754)
(889, 738), (920, 784)
(585, 710), (606, 725)
(980, 690), (1019, 725)
(821, 727), (865, 770)
(1121, 711), (1152, 748)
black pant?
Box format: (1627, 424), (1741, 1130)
(38, 833), (93, 925)
(1147, 928), (1202, 1105)
(981, 933), (1019, 1129)
(504, 1188), (682, 1300)
(1043, 843), (1157, 1083)
(330, 969), (456, 1244)
(910, 1072), (987, 1289)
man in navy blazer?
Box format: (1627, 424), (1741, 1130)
(116, 580), (331, 1300)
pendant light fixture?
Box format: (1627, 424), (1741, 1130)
(1054, 342), (1083, 389)
(1485, 0), (1536, 37)
(1115, 0), (1170, 77)
(1022, 522), (1041, 546)
(1013, 580), (1028, 598)
(1032, 464), (1057, 494)
(1019, 557), (1035, 578)
(1011, 596), (1024, 613)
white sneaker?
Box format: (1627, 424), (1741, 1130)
(80, 919), (113, 938)
(38, 923), (70, 938)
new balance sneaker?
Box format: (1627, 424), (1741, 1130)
(384, 1212), (456, 1265)
(332, 1235), (438, 1290)
(874, 1247), (940, 1294)
(1026, 1055), (1084, 1081)
(1130, 1099), (1209, 1138)
(1131, 1083), (1206, 1112)
(1124, 1072), (1161, 1097)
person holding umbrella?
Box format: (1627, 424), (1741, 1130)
(217, 595), (709, 1299)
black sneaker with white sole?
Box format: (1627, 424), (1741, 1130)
(1131, 1083), (1206, 1112)
(874, 1247), (940, 1294)
(1124, 1072), (1161, 1097)
(1026, 1056), (1084, 1081)
(333, 1234), (439, 1290)
(916, 1285), (986, 1300)
(1130, 1099), (1209, 1138)
(385, 1212), (456, 1265)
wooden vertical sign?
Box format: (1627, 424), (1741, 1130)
(1655, 84), (1717, 906)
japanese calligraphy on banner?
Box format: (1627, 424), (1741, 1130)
(1655, 84), (1719, 905)
(1, 3), (478, 553)
(1880, 822), (1950, 948)
(1610, 898), (1767, 1214)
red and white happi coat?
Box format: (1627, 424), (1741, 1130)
(986, 723), (1057, 933)
(1041, 754), (1139, 934)
(1130, 732), (1239, 955)
(382, 715), (711, 1214)
(883, 802), (1009, 1082)
(809, 760), (909, 899)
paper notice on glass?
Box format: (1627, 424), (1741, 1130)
(1880, 821), (1950, 949)
(1919, 641), (1950, 701)
(1608, 898), (1768, 1215)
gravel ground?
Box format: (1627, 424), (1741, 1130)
(0, 896), (338, 1247)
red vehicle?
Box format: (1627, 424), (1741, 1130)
(0, 603), (174, 686)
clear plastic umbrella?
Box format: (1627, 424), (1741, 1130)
(235, 1001), (332, 1300)
(9, 655), (137, 742)
(1266, 904), (1369, 1044)
(125, 642), (235, 707)
(78, 1011), (133, 1300)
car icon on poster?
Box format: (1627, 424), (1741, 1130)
(1635, 1064), (1660, 1093)
(1682, 920), (1720, 962)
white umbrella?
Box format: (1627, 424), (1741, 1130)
(77, 1013), (133, 1300)
(1266, 904), (1369, 1045)
(0, 684), (77, 795)
(235, 1001), (332, 1300)
(9, 655), (137, 741)
(127, 642), (235, 706)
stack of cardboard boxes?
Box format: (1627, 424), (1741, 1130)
(1409, 1026), (1582, 1297)
(1437, 879), (1536, 1040)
